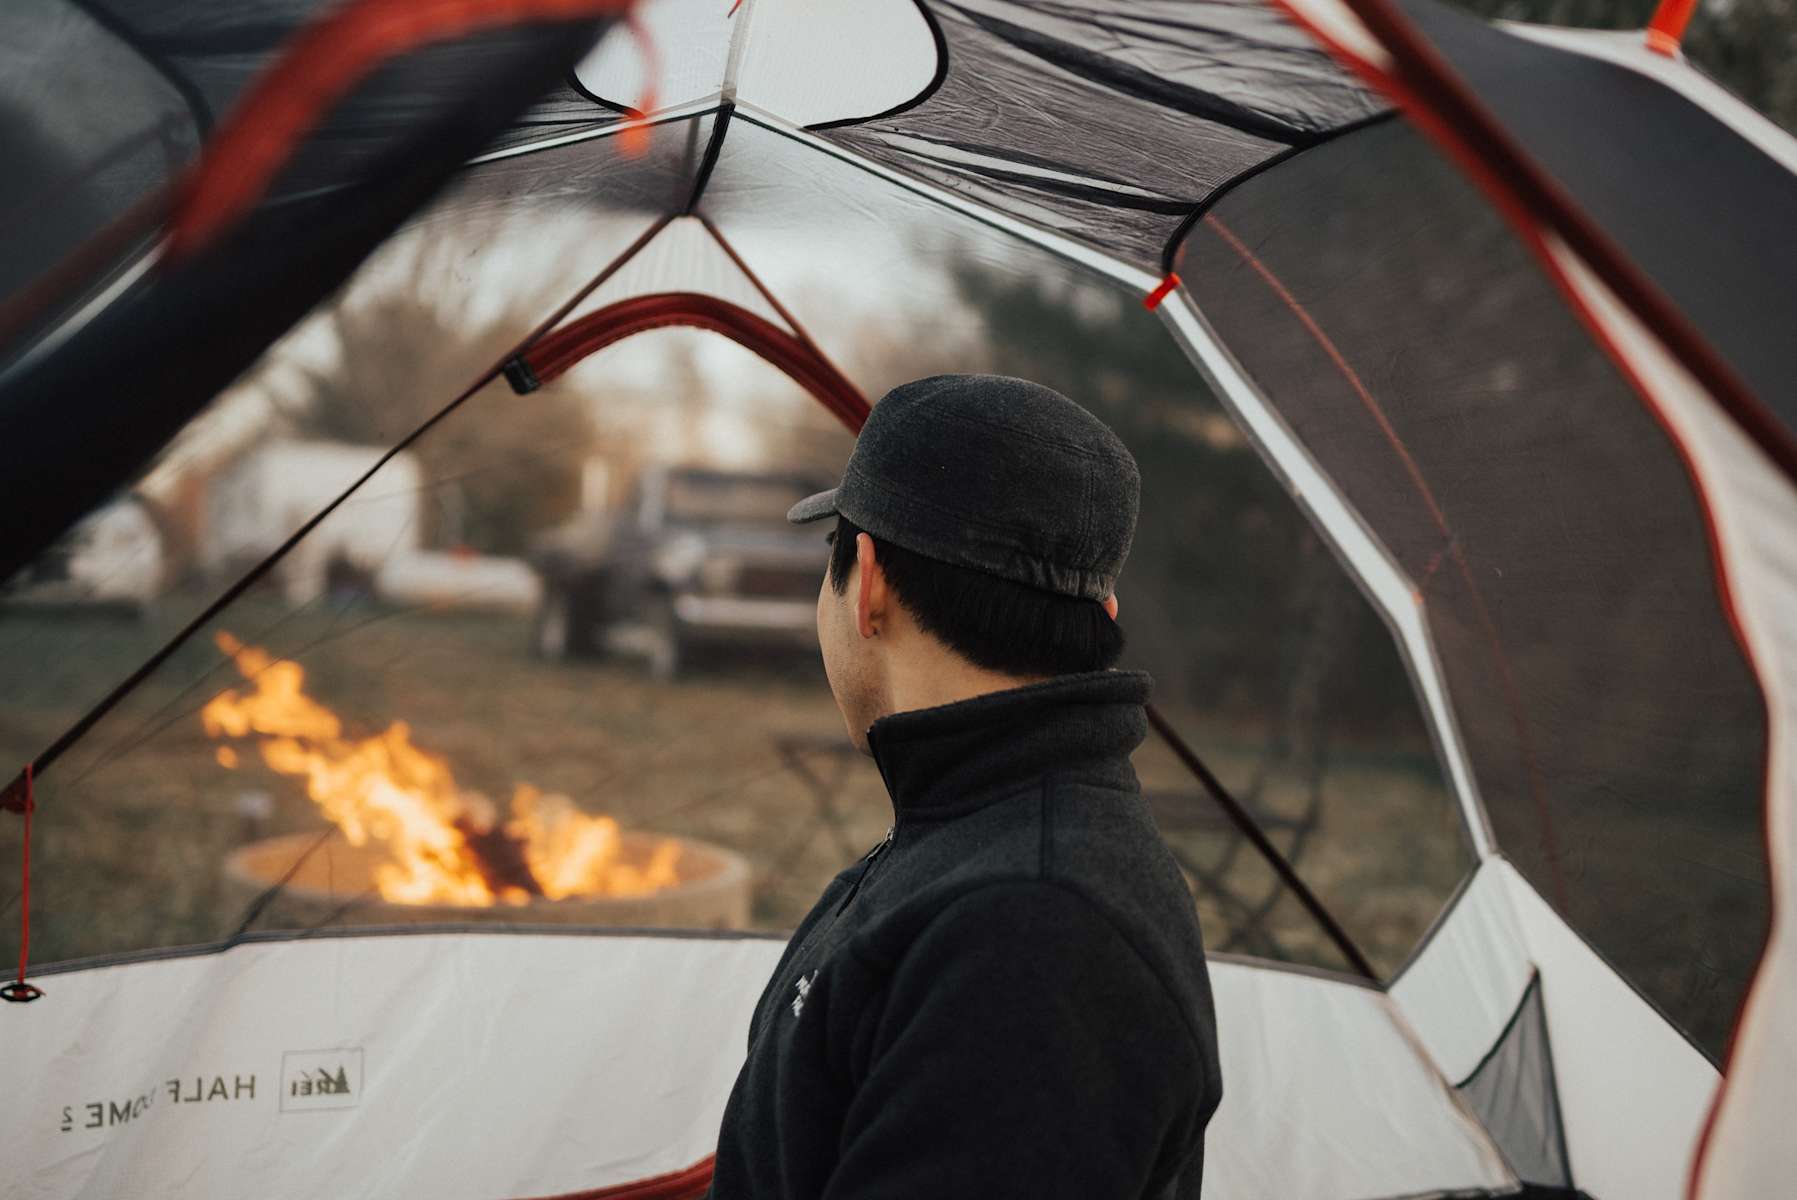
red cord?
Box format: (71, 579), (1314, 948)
(17, 765), (30, 977)
(17, 762), (29, 984)
(3, 763), (39, 1003)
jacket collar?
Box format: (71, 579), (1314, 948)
(864, 669), (1152, 820)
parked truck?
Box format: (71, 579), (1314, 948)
(529, 465), (830, 679)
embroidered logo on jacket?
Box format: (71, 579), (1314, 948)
(791, 970), (818, 1018)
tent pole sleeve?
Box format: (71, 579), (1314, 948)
(517, 291), (870, 428)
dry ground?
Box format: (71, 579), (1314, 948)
(0, 599), (1466, 978)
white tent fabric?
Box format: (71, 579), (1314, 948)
(1502, 860), (1719, 1197)
(1203, 960), (1512, 1198)
(573, 0), (937, 129)
(1393, 859), (1722, 1198)
(3, 933), (785, 1199)
(4, 935), (1520, 1200)
(1389, 863), (1532, 1083)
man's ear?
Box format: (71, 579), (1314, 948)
(855, 533), (885, 639)
(1102, 593), (1119, 621)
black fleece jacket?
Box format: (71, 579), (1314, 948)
(708, 669), (1222, 1200)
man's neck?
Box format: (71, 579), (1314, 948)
(880, 644), (1048, 720)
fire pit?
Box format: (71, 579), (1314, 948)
(202, 631), (751, 931)
(224, 829), (751, 930)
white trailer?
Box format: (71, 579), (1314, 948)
(204, 441), (423, 604)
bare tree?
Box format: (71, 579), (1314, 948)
(287, 228), (595, 555)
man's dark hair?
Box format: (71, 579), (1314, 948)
(828, 516), (1124, 677)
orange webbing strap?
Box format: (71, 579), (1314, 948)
(1646, 0), (1699, 56)
(1143, 273), (1181, 310)
(618, 12), (659, 157)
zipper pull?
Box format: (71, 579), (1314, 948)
(835, 826), (895, 917)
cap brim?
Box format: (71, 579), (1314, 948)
(786, 488), (840, 524)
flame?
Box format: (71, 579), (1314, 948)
(508, 787), (682, 900)
(201, 633), (681, 906)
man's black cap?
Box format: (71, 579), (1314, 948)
(787, 374), (1140, 602)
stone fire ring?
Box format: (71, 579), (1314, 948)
(223, 829), (753, 930)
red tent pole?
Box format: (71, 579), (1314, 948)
(516, 291), (871, 429)
(695, 215), (859, 396)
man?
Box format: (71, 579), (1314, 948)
(709, 375), (1222, 1199)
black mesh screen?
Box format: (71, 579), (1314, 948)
(1177, 117), (1768, 1059)
(1398, 0), (1797, 439)
(820, 0), (1384, 269)
(1457, 973), (1572, 1189)
(0, 112), (1470, 979)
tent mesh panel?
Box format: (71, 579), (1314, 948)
(1177, 116), (1769, 1059)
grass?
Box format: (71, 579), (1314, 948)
(0, 598), (1467, 979)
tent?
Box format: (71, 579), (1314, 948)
(2, 0), (1794, 1196)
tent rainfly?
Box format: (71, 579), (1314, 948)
(1, 0), (1794, 1197)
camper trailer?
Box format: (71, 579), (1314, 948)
(203, 441), (422, 604)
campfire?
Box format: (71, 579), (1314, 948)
(202, 633), (684, 908)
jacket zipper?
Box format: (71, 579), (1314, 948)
(834, 722), (902, 915)
(834, 823), (894, 915)
(745, 820), (895, 1056)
